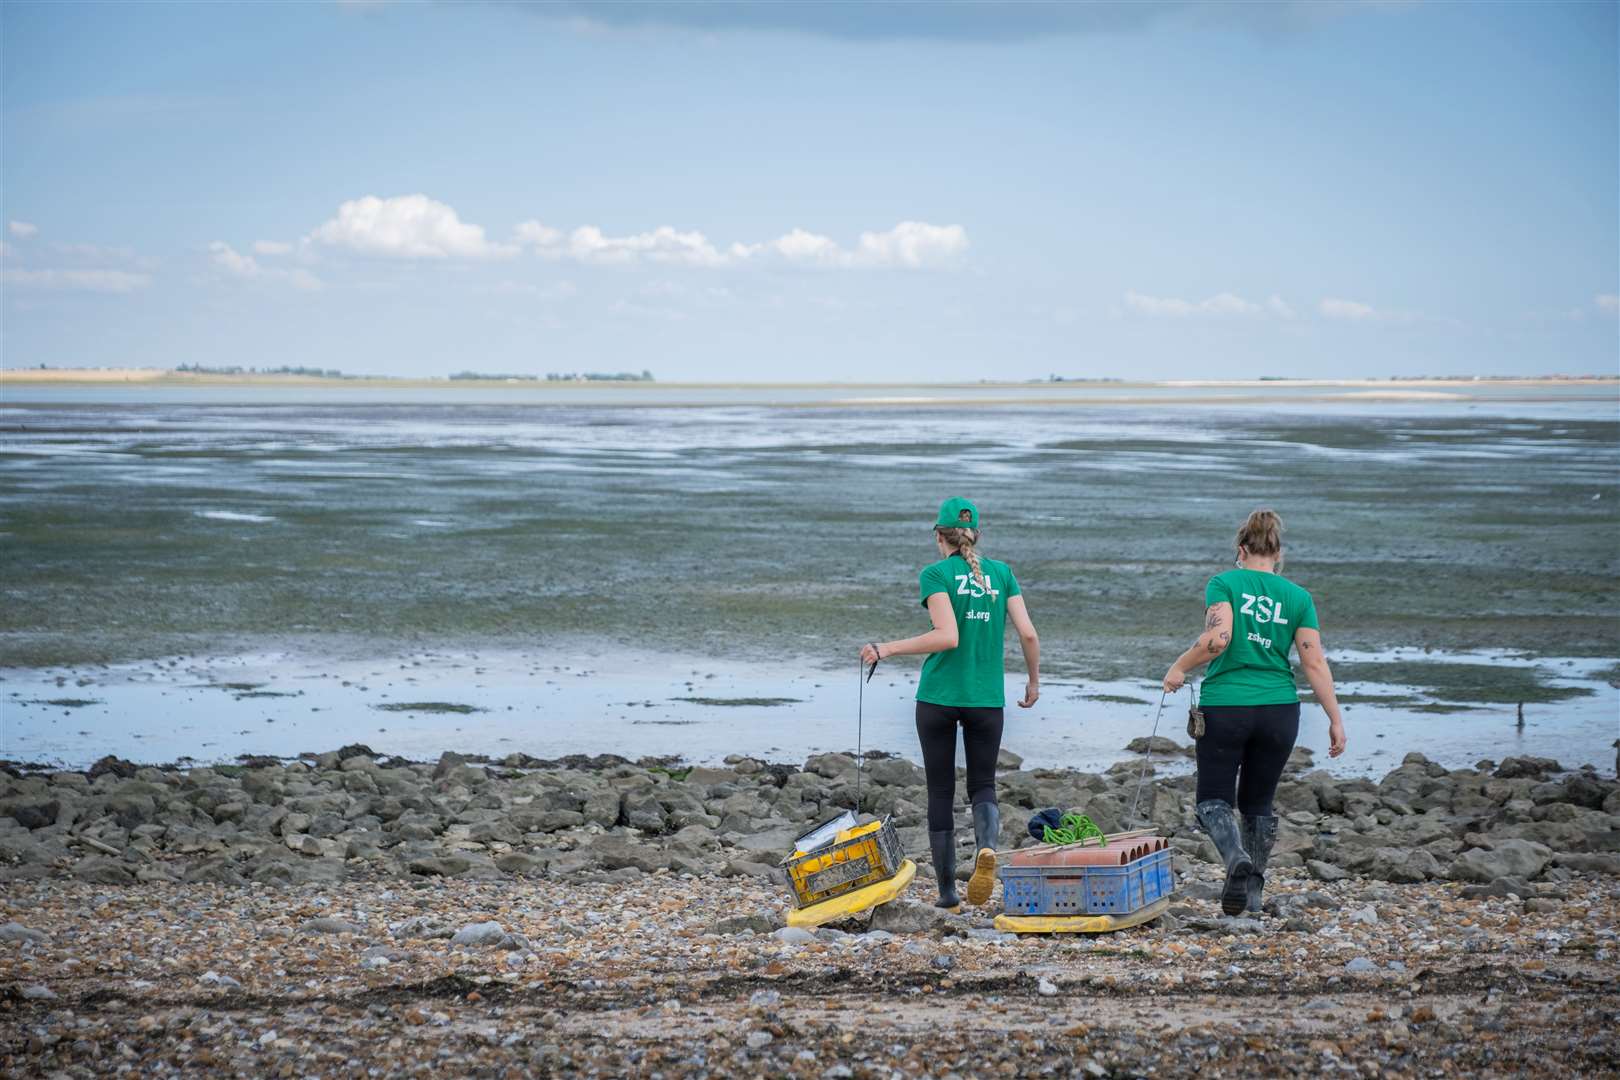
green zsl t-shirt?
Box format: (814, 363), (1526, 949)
(1201, 568), (1319, 707)
(915, 554), (1022, 709)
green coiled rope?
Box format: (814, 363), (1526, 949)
(1041, 813), (1107, 847)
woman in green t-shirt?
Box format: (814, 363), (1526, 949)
(860, 497), (1041, 911)
(1162, 509), (1347, 916)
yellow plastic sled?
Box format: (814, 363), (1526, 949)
(785, 858), (917, 929)
(993, 896), (1170, 935)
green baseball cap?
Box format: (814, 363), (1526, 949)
(934, 497), (979, 530)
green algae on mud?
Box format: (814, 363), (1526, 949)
(371, 701), (485, 714)
(3, 402), (1616, 711)
(1326, 661), (1595, 705)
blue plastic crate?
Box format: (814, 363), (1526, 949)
(998, 848), (1174, 916)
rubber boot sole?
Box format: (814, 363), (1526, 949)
(1221, 857), (1255, 917)
(966, 848), (998, 907)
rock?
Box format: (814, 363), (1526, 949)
(749, 988), (782, 1008)
(1552, 852), (1620, 875)
(87, 755), (139, 781)
(1347, 905), (1378, 926)
(869, 900), (956, 935)
(494, 852), (548, 876)
(73, 857), (136, 885)
(771, 927), (818, 945)
(1124, 735), (1189, 756)
(867, 758), (925, 787)
(199, 970), (241, 988)
(746, 1031), (774, 1049)
(1495, 756), (1562, 780)
(732, 827), (801, 855)
(390, 915), (454, 940)
(3, 798), (60, 830)
(1272, 781), (1320, 815)
(450, 922), (521, 948)
(298, 917), (365, 935)
(19, 984), (57, 1000)
(1036, 977), (1058, 997)
(409, 855), (472, 877)
(714, 913), (780, 935)
(0, 922), (49, 944)
(1367, 847), (1440, 883)
(1344, 957), (1378, 974)
(1562, 775), (1614, 809)
(997, 748), (1025, 770)
(619, 789), (668, 833)
(805, 753), (857, 779)
(1448, 839), (1553, 883)
(1185, 916), (1265, 933)
(1307, 860), (1350, 882)
(1460, 876), (1533, 900)
(432, 751), (472, 780)
(248, 852), (345, 885)
(1523, 897), (1563, 914)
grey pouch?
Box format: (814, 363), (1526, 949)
(1187, 704), (1205, 740)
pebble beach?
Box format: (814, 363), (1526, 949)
(3, 743), (1616, 1076)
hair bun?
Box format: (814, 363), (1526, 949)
(1236, 509), (1283, 557)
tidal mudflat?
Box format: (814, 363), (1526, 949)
(2, 383), (1616, 772)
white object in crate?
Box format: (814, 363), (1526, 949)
(793, 809), (857, 855)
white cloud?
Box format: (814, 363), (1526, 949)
(514, 220), (562, 248)
(1319, 297), (1378, 320)
(209, 241), (321, 290)
(1124, 290), (1263, 317)
(308, 194), (516, 259)
(1266, 294), (1296, 319)
(8, 221), (38, 239)
(573, 223), (733, 267)
(1, 268), (150, 293)
(1596, 294), (1619, 315)
(253, 240), (293, 256)
(852, 221), (969, 268)
(514, 217), (967, 270)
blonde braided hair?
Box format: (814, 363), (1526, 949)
(937, 525), (994, 600)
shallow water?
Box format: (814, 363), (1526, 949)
(3, 643), (1615, 776)
(2, 385), (1616, 771)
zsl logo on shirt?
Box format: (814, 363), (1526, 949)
(954, 574), (999, 601)
(1239, 593), (1289, 625)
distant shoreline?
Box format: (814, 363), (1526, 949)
(3, 369), (1616, 391)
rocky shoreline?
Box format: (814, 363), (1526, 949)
(3, 743), (1618, 1076)
(3, 741), (1616, 891)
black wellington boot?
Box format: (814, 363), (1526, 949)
(966, 801), (1001, 906)
(1195, 799), (1254, 917)
(1241, 813), (1278, 915)
(929, 829), (961, 911)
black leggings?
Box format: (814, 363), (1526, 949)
(1194, 702), (1300, 817)
(916, 701), (1004, 831)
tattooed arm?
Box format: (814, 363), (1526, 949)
(1162, 602), (1232, 692)
(1295, 627), (1347, 757)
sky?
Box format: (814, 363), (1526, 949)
(1, 0), (1616, 381)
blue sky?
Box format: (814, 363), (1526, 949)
(2, 0), (1615, 380)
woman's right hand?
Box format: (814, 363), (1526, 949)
(860, 642), (883, 666)
(1162, 666), (1186, 693)
(1328, 718), (1347, 757)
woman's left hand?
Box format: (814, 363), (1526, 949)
(860, 642), (883, 666)
(1017, 680), (1039, 708)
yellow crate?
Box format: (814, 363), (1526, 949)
(785, 818), (905, 909)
